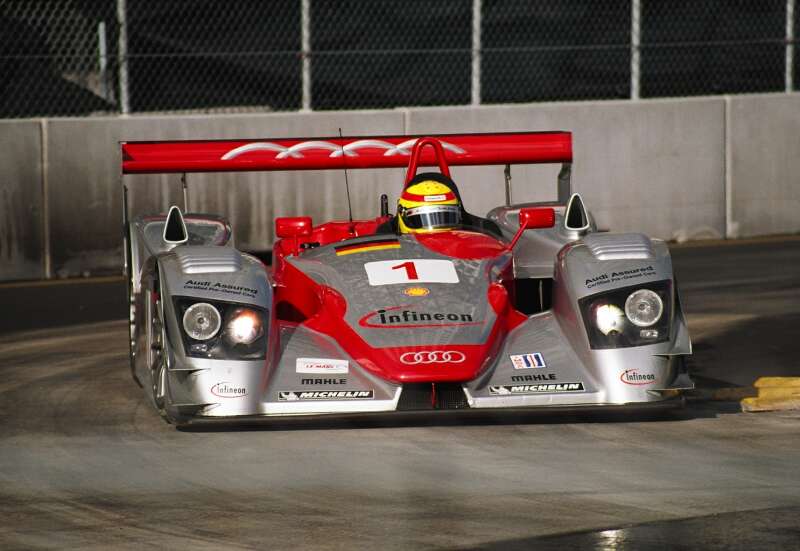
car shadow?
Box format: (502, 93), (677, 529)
(177, 399), (732, 433)
(686, 311), (800, 388)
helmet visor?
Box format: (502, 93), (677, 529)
(402, 204), (461, 230)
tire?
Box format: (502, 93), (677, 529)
(125, 225), (142, 387)
(149, 276), (172, 424)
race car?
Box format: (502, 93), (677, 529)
(121, 131), (693, 425)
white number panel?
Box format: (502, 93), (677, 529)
(364, 259), (460, 286)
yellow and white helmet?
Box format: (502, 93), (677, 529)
(397, 175), (462, 234)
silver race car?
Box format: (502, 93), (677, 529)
(122, 132), (692, 425)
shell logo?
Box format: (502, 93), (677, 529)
(403, 287), (430, 297)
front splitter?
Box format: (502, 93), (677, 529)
(176, 397), (685, 429)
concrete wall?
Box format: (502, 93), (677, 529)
(1, 93), (799, 281)
(406, 99), (726, 241)
(727, 94), (800, 238)
(0, 121), (44, 280)
(46, 111), (404, 277)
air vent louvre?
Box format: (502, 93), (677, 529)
(175, 247), (242, 274)
(397, 383), (470, 411)
(584, 233), (655, 261)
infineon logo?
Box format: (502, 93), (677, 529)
(210, 382), (247, 398)
(296, 358), (349, 374)
(620, 369), (656, 386)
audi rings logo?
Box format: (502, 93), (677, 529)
(399, 351), (466, 364)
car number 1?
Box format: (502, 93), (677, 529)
(364, 259), (459, 286)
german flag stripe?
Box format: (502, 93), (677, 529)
(336, 243), (401, 256)
(335, 239), (400, 256)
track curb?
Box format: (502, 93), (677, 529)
(741, 377), (800, 412)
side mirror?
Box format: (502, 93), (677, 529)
(519, 207), (556, 230)
(163, 205), (188, 244)
(508, 207), (555, 249)
(275, 217), (312, 239)
(276, 216), (312, 256)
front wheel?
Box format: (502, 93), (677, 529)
(149, 280), (172, 423)
(126, 228), (142, 387)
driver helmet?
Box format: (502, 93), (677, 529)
(397, 177), (462, 234)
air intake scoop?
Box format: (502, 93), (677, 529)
(175, 246), (242, 274)
(584, 233), (655, 261)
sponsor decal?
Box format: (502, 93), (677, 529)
(220, 138), (466, 161)
(210, 382), (247, 398)
(300, 378), (347, 385)
(278, 390), (374, 401)
(510, 353), (546, 369)
(489, 382), (585, 395)
(585, 265), (656, 289)
(335, 238), (401, 256)
(184, 280), (258, 298)
(620, 369), (657, 386)
(424, 194), (447, 202)
(364, 259), (459, 285)
(399, 350), (466, 364)
(359, 306), (481, 329)
(296, 358), (349, 374)
(511, 373), (556, 382)
(404, 286), (430, 297)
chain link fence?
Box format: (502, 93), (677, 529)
(1, 0), (797, 118)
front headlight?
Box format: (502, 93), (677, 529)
(594, 304), (626, 335)
(176, 298), (268, 360)
(579, 280), (672, 349)
(182, 303), (221, 340)
(224, 307), (264, 345)
(625, 289), (663, 327)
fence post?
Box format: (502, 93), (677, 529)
(630, 0), (641, 100)
(301, 0), (312, 111)
(787, 0), (795, 92)
(97, 21), (109, 102)
(471, 0), (482, 106)
(117, 0), (130, 114)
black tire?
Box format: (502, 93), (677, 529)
(149, 275), (172, 424)
(125, 225), (142, 387)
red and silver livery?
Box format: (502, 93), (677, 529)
(122, 132), (692, 426)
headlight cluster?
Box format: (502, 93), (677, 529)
(176, 298), (268, 360)
(579, 280), (671, 349)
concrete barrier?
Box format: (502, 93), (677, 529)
(727, 93), (800, 238)
(406, 98), (727, 241)
(1, 93), (798, 281)
(0, 120), (44, 281)
(46, 111), (404, 277)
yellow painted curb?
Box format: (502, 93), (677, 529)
(741, 396), (800, 413)
(750, 387), (800, 400)
(754, 377), (800, 388)
(742, 378), (800, 412)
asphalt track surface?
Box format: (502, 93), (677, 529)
(2, 238), (800, 550)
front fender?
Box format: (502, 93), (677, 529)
(155, 246), (274, 420)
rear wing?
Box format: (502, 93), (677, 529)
(122, 131), (573, 211)
(120, 132), (574, 278)
(121, 131), (571, 174)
